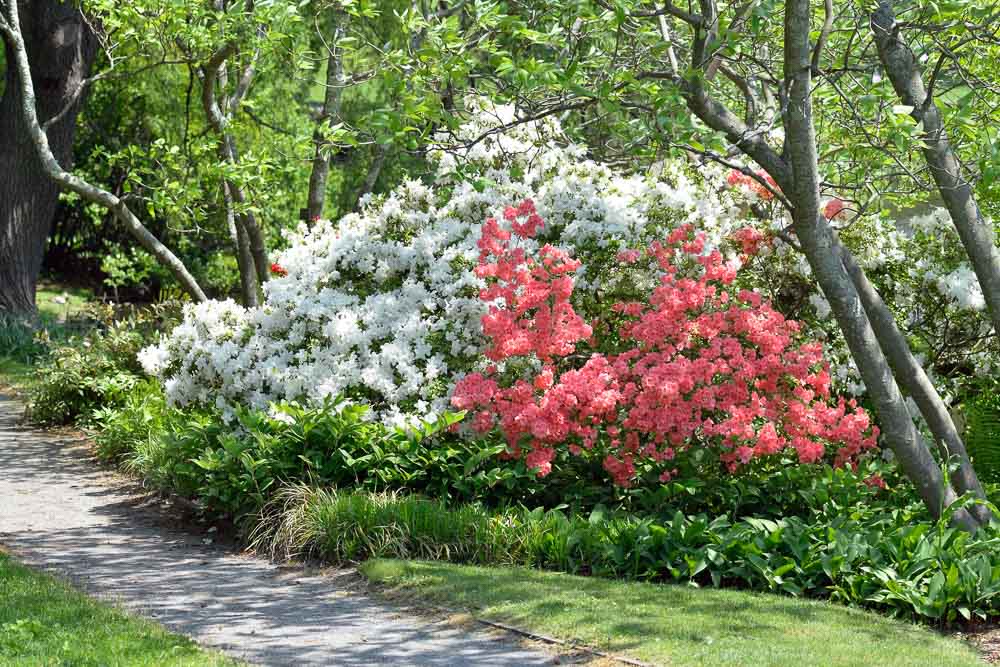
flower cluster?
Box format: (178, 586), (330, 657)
(726, 169), (779, 202)
(719, 164), (1000, 396)
(453, 209), (879, 487)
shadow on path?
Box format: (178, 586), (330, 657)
(0, 396), (554, 666)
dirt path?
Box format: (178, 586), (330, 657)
(0, 395), (554, 666)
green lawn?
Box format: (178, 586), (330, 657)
(35, 283), (95, 321)
(0, 283), (96, 390)
(0, 551), (237, 666)
(0, 357), (33, 389)
(361, 559), (985, 667)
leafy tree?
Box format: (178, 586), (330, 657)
(0, 0), (98, 313)
(396, 0), (1000, 527)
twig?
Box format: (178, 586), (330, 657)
(476, 618), (656, 667)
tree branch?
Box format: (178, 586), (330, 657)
(0, 1), (206, 302)
(810, 0), (833, 74)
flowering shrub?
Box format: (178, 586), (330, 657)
(757, 204), (1000, 397)
(142, 101), (763, 424)
(453, 202), (878, 487)
(142, 99), (998, 430)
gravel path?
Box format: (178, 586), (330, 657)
(0, 395), (555, 666)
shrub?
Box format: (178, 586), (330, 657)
(256, 485), (1000, 624)
(90, 381), (168, 462)
(126, 399), (548, 524)
(28, 305), (178, 425)
(455, 205), (877, 488)
(141, 101), (765, 426)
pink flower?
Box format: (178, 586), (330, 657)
(616, 249), (642, 264)
(525, 446), (555, 477)
(730, 226), (768, 257)
(451, 203), (879, 490)
(864, 473), (887, 490)
(726, 169), (780, 201)
(824, 198), (846, 220)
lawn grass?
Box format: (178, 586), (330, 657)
(0, 283), (96, 390)
(361, 559), (985, 667)
(0, 357), (33, 389)
(0, 551), (237, 666)
(35, 282), (95, 321)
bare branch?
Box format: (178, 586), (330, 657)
(810, 0), (833, 74)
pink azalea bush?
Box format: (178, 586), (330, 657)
(452, 200), (879, 487)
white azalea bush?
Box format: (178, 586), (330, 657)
(141, 102), (761, 424)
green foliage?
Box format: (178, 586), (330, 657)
(632, 459), (905, 521)
(126, 399), (542, 524)
(48, 0), (437, 294)
(0, 317), (46, 366)
(100, 248), (165, 297)
(27, 306), (177, 425)
(263, 486), (1000, 624)
(964, 385), (1000, 484)
(91, 381), (168, 462)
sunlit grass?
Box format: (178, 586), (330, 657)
(361, 559), (983, 667)
(0, 283), (97, 389)
(0, 551), (238, 666)
(35, 282), (95, 321)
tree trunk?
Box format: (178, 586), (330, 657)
(305, 10), (347, 222)
(352, 145), (387, 211)
(837, 241), (991, 524)
(672, 0), (982, 529)
(201, 43), (269, 300)
(872, 1), (1000, 339)
(1, 2), (207, 303)
(0, 0), (96, 315)
(781, 0), (977, 529)
(224, 181), (258, 307)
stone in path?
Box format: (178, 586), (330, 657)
(0, 396), (555, 666)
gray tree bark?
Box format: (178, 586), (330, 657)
(779, 0), (974, 529)
(671, 0), (979, 528)
(306, 9), (348, 222)
(837, 241), (991, 523)
(224, 181), (259, 307)
(352, 145), (387, 212)
(0, 0), (96, 315)
(201, 39), (269, 299)
(872, 1), (1000, 340)
(0, 1), (207, 305)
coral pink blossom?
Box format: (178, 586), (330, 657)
(452, 204), (879, 488)
(726, 169), (780, 201)
(824, 198), (846, 220)
(731, 226), (769, 258)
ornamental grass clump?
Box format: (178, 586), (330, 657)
(255, 485), (1000, 624)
